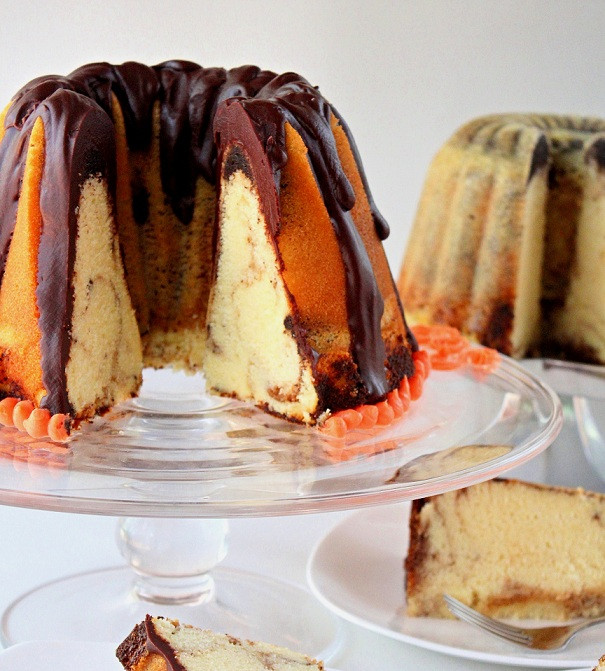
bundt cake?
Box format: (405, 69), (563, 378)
(116, 615), (324, 671)
(398, 114), (605, 362)
(405, 478), (605, 619)
(0, 60), (416, 438)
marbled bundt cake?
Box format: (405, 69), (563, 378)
(116, 615), (324, 671)
(398, 114), (605, 362)
(406, 478), (605, 619)
(0, 61), (416, 437)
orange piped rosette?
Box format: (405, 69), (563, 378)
(0, 397), (70, 442)
(319, 325), (499, 441)
(412, 324), (499, 377)
(319, 348), (430, 440)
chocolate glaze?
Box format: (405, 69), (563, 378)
(0, 82), (116, 413)
(0, 76), (82, 280)
(116, 616), (186, 671)
(528, 134), (550, 182)
(69, 61), (276, 226)
(586, 137), (605, 169)
(70, 61), (159, 151)
(143, 615), (186, 671)
(116, 620), (147, 669)
(331, 107), (390, 240)
(145, 615), (187, 671)
(2, 61), (397, 409)
(39, 91), (117, 414)
(223, 73), (393, 398)
(216, 77), (389, 400)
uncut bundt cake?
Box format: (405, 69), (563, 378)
(398, 113), (605, 362)
(117, 615), (324, 671)
(0, 60), (416, 438)
(405, 478), (605, 619)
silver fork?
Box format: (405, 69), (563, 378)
(444, 594), (605, 651)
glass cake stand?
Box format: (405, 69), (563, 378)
(0, 358), (562, 657)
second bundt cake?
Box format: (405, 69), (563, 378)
(0, 61), (416, 437)
(398, 113), (605, 362)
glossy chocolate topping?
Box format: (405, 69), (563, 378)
(116, 616), (185, 671)
(143, 615), (186, 671)
(70, 61), (159, 151)
(216, 73), (389, 399)
(0, 82), (116, 413)
(0, 77), (86, 277)
(247, 74), (388, 398)
(2, 61), (393, 407)
(331, 106), (390, 241)
(586, 136), (605, 169)
(69, 61), (277, 225)
(528, 134), (549, 182)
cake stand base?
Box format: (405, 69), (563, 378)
(1, 565), (341, 661)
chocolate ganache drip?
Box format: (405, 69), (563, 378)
(230, 72), (390, 399)
(70, 61), (160, 151)
(0, 81), (116, 413)
(142, 615), (187, 671)
(0, 76), (85, 281)
(152, 62), (275, 223)
(69, 62), (280, 226)
(115, 616), (186, 671)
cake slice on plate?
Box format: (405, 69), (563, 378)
(405, 478), (605, 619)
(117, 615), (324, 670)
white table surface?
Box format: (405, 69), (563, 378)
(0, 404), (603, 671)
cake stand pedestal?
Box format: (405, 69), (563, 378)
(3, 518), (341, 658)
(0, 361), (561, 658)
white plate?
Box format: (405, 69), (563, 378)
(307, 503), (604, 668)
(0, 640), (341, 670)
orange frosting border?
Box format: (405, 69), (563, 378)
(319, 325), (500, 439)
(0, 327), (499, 446)
(0, 397), (70, 442)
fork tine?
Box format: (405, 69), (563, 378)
(443, 595), (522, 635)
(445, 607), (530, 645)
(444, 599), (524, 641)
(449, 608), (529, 644)
(443, 595), (532, 644)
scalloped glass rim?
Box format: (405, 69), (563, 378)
(0, 357), (562, 517)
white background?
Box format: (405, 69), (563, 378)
(2, 0), (605, 273)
